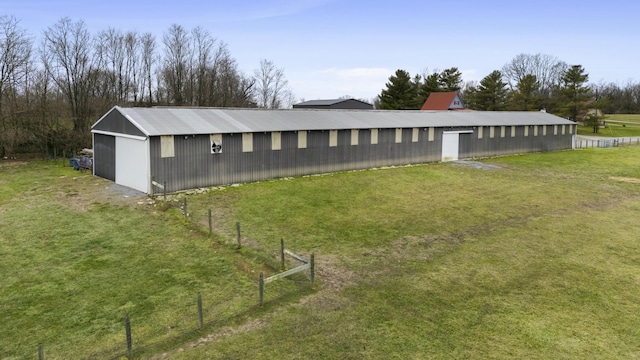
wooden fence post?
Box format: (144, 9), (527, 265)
(208, 209), (212, 236)
(38, 343), (44, 360)
(236, 222), (241, 249)
(310, 253), (315, 285)
(125, 315), (132, 358)
(197, 293), (203, 329)
(280, 238), (285, 270)
(259, 272), (264, 306)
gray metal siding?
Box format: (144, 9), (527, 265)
(92, 109), (146, 137)
(93, 134), (116, 181)
(149, 127), (445, 192)
(147, 125), (575, 193)
(459, 125), (573, 159)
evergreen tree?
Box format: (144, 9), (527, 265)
(507, 74), (542, 111)
(462, 86), (478, 109)
(471, 70), (508, 110)
(459, 81), (478, 109)
(439, 67), (463, 92)
(378, 69), (419, 109)
(558, 65), (590, 121)
(416, 67), (462, 106)
(416, 72), (441, 106)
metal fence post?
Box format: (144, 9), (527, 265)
(259, 272), (264, 306)
(280, 238), (285, 270)
(183, 198), (188, 219)
(236, 222), (241, 249)
(310, 253), (315, 285)
(208, 209), (212, 236)
(38, 343), (44, 360)
(197, 293), (203, 328)
(125, 315), (132, 358)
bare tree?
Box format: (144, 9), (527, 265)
(29, 67), (70, 156)
(191, 26), (216, 106)
(95, 28), (123, 103)
(161, 24), (192, 105)
(206, 41), (230, 105)
(41, 17), (97, 137)
(502, 53), (567, 95)
(139, 32), (157, 105)
(124, 31), (139, 104)
(154, 54), (165, 105)
(253, 59), (294, 109)
(94, 28), (141, 105)
(215, 57), (255, 107)
(206, 43), (255, 107)
(0, 15), (33, 156)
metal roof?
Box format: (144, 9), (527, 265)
(93, 106), (576, 137)
(293, 99), (347, 106)
(292, 98), (374, 107)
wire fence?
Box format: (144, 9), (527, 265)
(576, 137), (640, 149)
(33, 197), (316, 360)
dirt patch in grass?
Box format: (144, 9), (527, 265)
(150, 254), (360, 359)
(610, 176), (640, 184)
(50, 172), (150, 211)
(196, 206), (229, 235)
(313, 254), (359, 293)
(453, 160), (503, 170)
(47, 180), (148, 211)
(150, 318), (269, 360)
(0, 160), (28, 168)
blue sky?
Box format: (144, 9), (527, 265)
(5, 0), (640, 102)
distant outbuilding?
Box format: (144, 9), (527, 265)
(421, 92), (466, 111)
(91, 106), (576, 194)
(293, 98), (374, 110)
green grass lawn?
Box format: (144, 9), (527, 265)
(578, 113), (640, 137)
(0, 162), (298, 359)
(181, 147), (640, 359)
(2, 146), (640, 359)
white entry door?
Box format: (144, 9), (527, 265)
(442, 132), (459, 161)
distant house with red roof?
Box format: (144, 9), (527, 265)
(421, 92), (465, 111)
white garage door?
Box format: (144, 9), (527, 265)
(116, 136), (149, 193)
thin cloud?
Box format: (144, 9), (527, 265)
(320, 67), (393, 79)
(291, 67), (393, 100)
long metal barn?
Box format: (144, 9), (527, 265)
(91, 107), (576, 194)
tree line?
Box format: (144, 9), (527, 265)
(4, 14), (639, 158)
(0, 15), (294, 157)
(377, 53), (640, 128)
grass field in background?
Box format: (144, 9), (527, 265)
(2, 145), (640, 359)
(578, 113), (640, 137)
